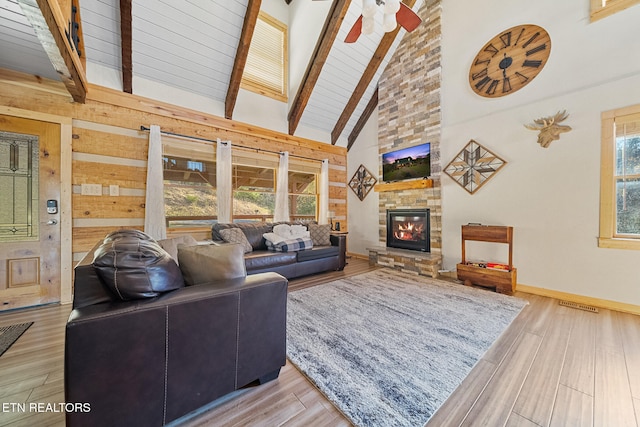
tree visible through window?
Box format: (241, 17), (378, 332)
(599, 105), (640, 249)
(614, 124), (640, 235)
(163, 144), (319, 228)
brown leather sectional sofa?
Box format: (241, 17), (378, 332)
(212, 222), (346, 278)
(65, 231), (288, 426)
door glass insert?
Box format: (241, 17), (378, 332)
(0, 131), (39, 241)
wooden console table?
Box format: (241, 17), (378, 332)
(456, 225), (516, 294)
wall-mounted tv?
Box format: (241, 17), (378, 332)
(382, 142), (431, 182)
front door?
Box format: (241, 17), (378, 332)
(0, 115), (61, 311)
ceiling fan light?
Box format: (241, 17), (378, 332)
(383, 0), (401, 14)
(362, 0), (378, 18)
(382, 12), (397, 32)
(362, 16), (375, 35)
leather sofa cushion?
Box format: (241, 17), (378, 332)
(244, 250), (297, 271)
(93, 230), (185, 300)
(296, 245), (339, 262)
(178, 243), (247, 286)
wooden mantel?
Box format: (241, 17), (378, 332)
(374, 178), (433, 192)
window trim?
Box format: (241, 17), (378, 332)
(598, 103), (640, 250)
(240, 11), (288, 102)
(590, 0), (640, 22)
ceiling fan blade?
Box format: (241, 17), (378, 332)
(397, 2), (422, 32)
(344, 15), (363, 43)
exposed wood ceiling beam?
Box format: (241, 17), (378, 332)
(347, 86), (377, 151)
(225, 0), (262, 120)
(17, 0), (88, 102)
(331, 0), (416, 144)
(288, 0), (351, 136)
(119, 0), (132, 93)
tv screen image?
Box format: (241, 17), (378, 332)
(382, 142), (431, 182)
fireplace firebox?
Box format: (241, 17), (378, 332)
(386, 209), (430, 252)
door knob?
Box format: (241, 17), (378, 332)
(47, 219), (58, 225)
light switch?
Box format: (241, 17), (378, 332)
(109, 185), (119, 196)
(81, 184), (102, 196)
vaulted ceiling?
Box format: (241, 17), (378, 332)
(0, 0), (424, 148)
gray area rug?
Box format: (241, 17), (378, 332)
(0, 322), (33, 357)
(287, 269), (527, 427)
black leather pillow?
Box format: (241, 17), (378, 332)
(93, 230), (185, 300)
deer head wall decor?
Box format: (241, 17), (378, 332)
(524, 110), (572, 148)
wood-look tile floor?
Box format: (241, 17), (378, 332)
(0, 257), (638, 426)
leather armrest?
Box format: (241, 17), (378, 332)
(330, 234), (347, 270)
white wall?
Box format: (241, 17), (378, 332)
(347, 107), (380, 255)
(440, 0), (640, 305)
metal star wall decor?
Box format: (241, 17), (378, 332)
(349, 164), (377, 201)
(444, 140), (506, 194)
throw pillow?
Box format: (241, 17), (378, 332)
(219, 228), (253, 253)
(93, 235), (185, 300)
(177, 243), (247, 286)
(157, 235), (198, 263)
(308, 223), (331, 246)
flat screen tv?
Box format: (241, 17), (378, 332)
(382, 142), (431, 182)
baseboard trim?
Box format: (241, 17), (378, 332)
(347, 252), (369, 261)
(516, 284), (640, 316)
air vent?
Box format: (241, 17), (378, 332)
(558, 300), (599, 313)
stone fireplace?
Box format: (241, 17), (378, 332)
(368, 0), (443, 278)
(377, 0), (442, 255)
(386, 209), (430, 252)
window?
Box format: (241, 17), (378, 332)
(163, 140), (217, 228)
(599, 105), (640, 249)
(241, 11), (288, 102)
(289, 171), (318, 221)
(163, 137), (320, 228)
(233, 164), (276, 221)
(590, 0), (640, 22)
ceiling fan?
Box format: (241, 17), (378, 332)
(343, 0), (422, 43)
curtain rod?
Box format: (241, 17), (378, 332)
(140, 126), (325, 163)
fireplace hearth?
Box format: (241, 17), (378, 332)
(386, 209), (430, 252)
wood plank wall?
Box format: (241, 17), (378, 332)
(0, 69), (347, 269)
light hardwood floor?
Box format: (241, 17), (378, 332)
(0, 258), (638, 426)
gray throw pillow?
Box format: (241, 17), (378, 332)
(177, 244), (247, 286)
(157, 235), (198, 263)
(219, 228), (253, 253)
(308, 223), (331, 246)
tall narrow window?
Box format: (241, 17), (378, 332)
(289, 158), (319, 222)
(163, 139), (217, 228)
(599, 105), (640, 249)
(232, 164), (276, 222)
(241, 11), (288, 102)
(590, 0), (640, 22)
(232, 149), (278, 222)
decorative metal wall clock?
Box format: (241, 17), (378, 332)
(469, 24), (551, 98)
(444, 140), (506, 194)
(348, 164), (377, 201)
